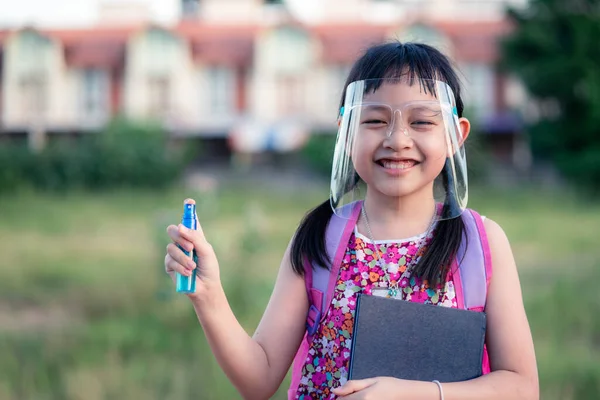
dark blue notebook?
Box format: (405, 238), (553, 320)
(348, 293), (486, 383)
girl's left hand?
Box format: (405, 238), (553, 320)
(332, 377), (439, 400)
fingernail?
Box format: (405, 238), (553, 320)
(187, 260), (196, 269)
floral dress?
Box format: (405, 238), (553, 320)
(293, 227), (458, 399)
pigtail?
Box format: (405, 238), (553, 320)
(413, 160), (466, 287)
(290, 198), (335, 276)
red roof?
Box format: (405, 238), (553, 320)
(310, 20), (513, 64)
(0, 19), (514, 68)
(176, 22), (257, 65)
(312, 24), (391, 63)
(47, 25), (138, 45)
(0, 30), (10, 43)
(190, 38), (253, 65)
(64, 40), (125, 68)
(433, 20), (514, 63)
(50, 26), (134, 68)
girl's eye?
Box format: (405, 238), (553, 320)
(411, 121), (438, 130)
(363, 119), (387, 125)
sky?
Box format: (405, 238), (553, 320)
(0, 0), (180, 28)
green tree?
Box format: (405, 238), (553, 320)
(501, 0), (600, 191)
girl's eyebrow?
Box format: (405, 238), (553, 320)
(410, 105), (442, 113)
(363, 105), (390, 112)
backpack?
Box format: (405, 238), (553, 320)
(289, 201), (492, 397)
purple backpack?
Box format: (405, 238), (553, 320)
(288, 201), (492, 397)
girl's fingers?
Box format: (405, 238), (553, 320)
(164, 251), (192, 276)
(164, 254), (175, 274)
(166, 224), (194, 252)
(332, 379), (377, 396)
(178, 223), (214, 258)
(166, 243), (197, 271)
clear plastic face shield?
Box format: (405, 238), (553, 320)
(330, 78), (468, 220)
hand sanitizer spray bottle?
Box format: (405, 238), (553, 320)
(176, 199), (197, 294)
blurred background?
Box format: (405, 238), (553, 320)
(0, 0), (598, 399)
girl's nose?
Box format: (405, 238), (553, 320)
(385, 110), (413, 148)
(386, 110), (409, 137)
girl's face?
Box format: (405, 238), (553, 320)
(350, 80), (469, 200)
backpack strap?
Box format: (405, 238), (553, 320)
(452, 209), (493, 375)
(452, 209), (493, 311)
(304, 201), (362, 336)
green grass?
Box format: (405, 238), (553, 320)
(0, 183), (598, 399)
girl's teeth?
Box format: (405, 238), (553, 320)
(383, 160), (416, 169)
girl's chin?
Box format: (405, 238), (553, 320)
(366, 180), (435, 199)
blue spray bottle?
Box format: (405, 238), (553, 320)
(176, 199), (197, 294)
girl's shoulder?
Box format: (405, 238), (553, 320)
(478, 216), (515, 277)
(462, 208), (512, 259)
(479, 216), (510, 249)
(463, 209), (507, 242)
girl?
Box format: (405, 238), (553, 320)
(164, 42), (539, 400)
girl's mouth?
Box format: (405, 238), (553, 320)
(377, 159), (419, 170)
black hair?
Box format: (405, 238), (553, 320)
(290, 41), (466, 288)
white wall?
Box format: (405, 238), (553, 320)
(123, 27), (197, 127)
(2, 30), (71, 129)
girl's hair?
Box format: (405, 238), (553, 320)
(290, 41), (466, 288)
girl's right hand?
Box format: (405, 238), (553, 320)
(164, 214), (221, 300)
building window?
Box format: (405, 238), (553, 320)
(80, 69), (109, 122)
(205, 66), (234, 116)
(19, 75), (47, 121)
(15, 31), (51, 122)
(16, 31), (51, 75)
(148, 76), (170, 117)
(265, 27), (312, 74)
(277, 75), (304, 116)
(146, 29), (177, 75)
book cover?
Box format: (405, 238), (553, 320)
(348, 293), (486, 383)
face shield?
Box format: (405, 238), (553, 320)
(330, 78), (468, 220)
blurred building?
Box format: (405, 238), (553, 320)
(0, 0), (528, 159)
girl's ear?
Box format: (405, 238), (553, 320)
(457, 117), (471, 146)
(446, 116), (471, 158)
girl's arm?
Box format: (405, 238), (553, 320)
(335, 218), (539, 400)
(178, 226), (308, 400)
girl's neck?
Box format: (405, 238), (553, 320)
(361, 185), (437, 240)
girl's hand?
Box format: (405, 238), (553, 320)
(164, 202), (221, 301)
(332, 377), (440, 400)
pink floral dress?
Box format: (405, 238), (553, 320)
(293, 227), (458, 399)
